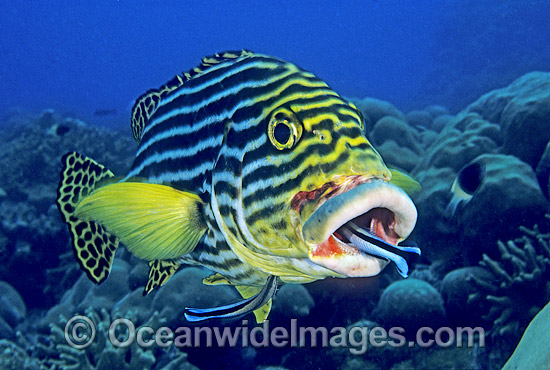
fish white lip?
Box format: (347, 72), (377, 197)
(302, 180), (417, 246)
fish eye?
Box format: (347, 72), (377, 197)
(274, 121), (292, 145)
(268, 108), (302, 150)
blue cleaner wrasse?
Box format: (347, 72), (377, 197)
(56, 50), (421, 323)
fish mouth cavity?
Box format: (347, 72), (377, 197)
(300, 179), (418, 275)
(334, 208), (400, 246)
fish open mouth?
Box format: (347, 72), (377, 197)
(299, 179), (419, 277)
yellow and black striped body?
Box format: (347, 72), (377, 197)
(126, 51), (390, 287)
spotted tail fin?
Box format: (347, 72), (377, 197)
(56, 152), (119, 284)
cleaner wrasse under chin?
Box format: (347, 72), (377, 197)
(56, 50), (421, 323)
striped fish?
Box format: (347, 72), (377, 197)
(56, 50), (420, 323)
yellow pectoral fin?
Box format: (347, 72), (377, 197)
(75, 182), (207, 261)
(235, 285), (272, 323)
(389, 168), (422, 195)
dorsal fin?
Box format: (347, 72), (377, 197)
(131, 49), (253, 145)
(184, 50), (253, 81)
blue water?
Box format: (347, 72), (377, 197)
(2, 1), (549, 128)
(2, 2), (550, 369)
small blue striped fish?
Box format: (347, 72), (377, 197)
(56, 50), (420, 323)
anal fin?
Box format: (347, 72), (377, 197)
(143, 260), (180, 295)
(235, 285), (273, 323)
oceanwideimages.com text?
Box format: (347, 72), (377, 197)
(65, 315), (485, 355)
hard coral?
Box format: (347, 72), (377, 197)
(0, 109), (134, 308)
(37, 308), (197, 370)
(468, 215), (550, 367)
(0, 338), (46, 370)
(467, 72), (550, 168)
(373, 278), (446, 336)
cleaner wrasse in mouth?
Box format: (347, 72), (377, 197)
(56, 50), (420, 323)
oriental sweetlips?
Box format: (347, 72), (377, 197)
(56, 50), (421, 323)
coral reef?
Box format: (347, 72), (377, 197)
(40, 263), (318, 369)
(373, 279), (446, 336)
(440, 266), (495, 327)
(371, 116), (422, 153)
(42, 263), (246, 329)
(150, 267), (240, 327)
(468, 216), (550, 341)
(2, 70), (550, 369)
(42, 258), (132, 329)
(390, 346), (483, 370)
(414, 111), (501, 172)
(431, 114), (453, 133)
(403, 74), (550, 265)
(458, 154), (548, 263)
(0, 338), (47, 370)
(349, 97), (405, 132)
(36, 308), (198, 370)
(0, 109), (134, 307)
(370, 116), (422, 172)
(0, 281), (27, 339)
(271, 284), (315, 319)
(466, 215), (550, 369)
(466, 71), (550, 167)
(33, 263), (223, 369)
(405, 109), (433, 130)
(423, 105), (450, 120)
(414, 152), (548, 263)
(536, 140), (550, 200)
